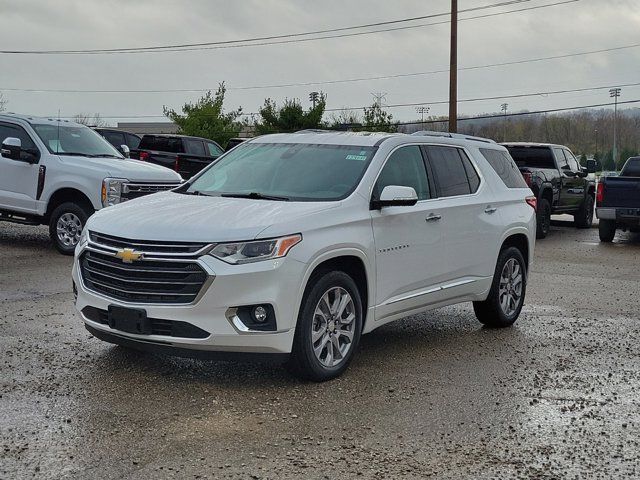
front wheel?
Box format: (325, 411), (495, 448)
(287, 271), (363, 381)
(575, 195), (595, 229)
(49, 202), (91, 255)
(473, 247), (527, 328)
(599, 219), (616, 243)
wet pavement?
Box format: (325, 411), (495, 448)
(1, 221), (639, 479)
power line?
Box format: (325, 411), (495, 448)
(4, 41), (634, 95)
(0, 0), (576, 55)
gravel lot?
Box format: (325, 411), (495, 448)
(1, 221), (639, 479)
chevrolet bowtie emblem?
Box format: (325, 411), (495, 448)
(115, 248), (143, 263)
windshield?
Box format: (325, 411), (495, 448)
(32, 123), (123, 158)
(621, 157), (640, 177)
(187, 142), (376, 201)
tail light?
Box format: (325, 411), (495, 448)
(525, 196), (537, 211)
(139, 151), (149, 161)
(174, 156), (180, 173)
(521, 172), (533, 187)
(596, 182), (604, 206)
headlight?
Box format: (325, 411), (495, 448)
(78, 227), (88, 247)
(101, 178), (127, 207)
(209, 234), (302, 265)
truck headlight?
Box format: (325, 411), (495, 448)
(209, 234), (302, 265)
(101, 178), (127, 207)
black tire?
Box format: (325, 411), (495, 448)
(599, 219), (616, 243)
(49, 202), (91, 255)
(287, 270), (363, 382)
(536, 198), (551, 239)
(473, 247), (527, 328)
(574, 195), (595, 229)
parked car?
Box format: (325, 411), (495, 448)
(73, 130), (536, 381)
(94, 128), (141, 156)
(596, 156), (640, 242)
(502, 142), (596, 239)
(225, 138), (246, 151)
(0, 114), (182, 254)
(131, 134), (224, 179)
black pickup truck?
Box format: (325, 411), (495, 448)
(130, 134), (224, 179)
(502, 143), (597, 238)
(596, 156), (640, 242)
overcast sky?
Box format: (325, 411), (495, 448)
(0, 0), (638, 125)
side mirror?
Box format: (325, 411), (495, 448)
(586, 159), (597, 174)
(120, 144), (130, 158)
(1, 137), (23, 161)
(371, 185), (418, 210)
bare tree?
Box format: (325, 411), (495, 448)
(73, 113), (109, 127)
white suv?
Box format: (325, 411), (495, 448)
(0, 114), (182, 254)
(72, 131), (536, 381)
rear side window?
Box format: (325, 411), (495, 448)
(373, 146), (430, 200)
(506, 146), (556, 169)
(425, 146), (473, 197)
(480, 148), (528, 188)
(185, 139), (206, 156)
(139, 136), (183, 153)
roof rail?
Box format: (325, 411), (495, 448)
(410, 130), (495, 144)
(294, 129), (332, 134)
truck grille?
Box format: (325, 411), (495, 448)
(89, 231), (209, 255)
(79, 249), (209, 304)
(122, 182), (180, 200)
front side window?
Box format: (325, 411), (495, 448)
(564, 150), (580, 172)
(426, 146), (472, 197)
(373, 146), (430, 200)
(32, 123), (122, 157)
(553, 147), (568, 169)
(102, 131), (125, 148)
(207, 142), (224, 157)
(0, 122), (39, 161)
(187, 142), (375, 201)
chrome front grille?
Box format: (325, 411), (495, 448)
(80, 233), (212, 304)
(122, 182), (180, 200)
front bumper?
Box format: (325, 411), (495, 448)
(72, 250), (306, 355)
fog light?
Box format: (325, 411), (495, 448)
(252, 305), (268, 323)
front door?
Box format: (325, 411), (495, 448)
(371, 145), (445, 322)
(554, 147), (583, 210)
(0, 122), (40, 213)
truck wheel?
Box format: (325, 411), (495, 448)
(473, 247), (527, 328)
(49, 202), (91, 255)
(536, 199), (551, 239)
(287, 270), (363, 382)
(575, 195), (595, 229)
(599, 220), (616, 243)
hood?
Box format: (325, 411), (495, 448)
(58, 155), (182, 183)
(87, 191), (339, 242)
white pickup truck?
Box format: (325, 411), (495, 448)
(0, 113), (182, 254)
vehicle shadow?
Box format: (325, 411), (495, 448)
(0, 224), (54, 251)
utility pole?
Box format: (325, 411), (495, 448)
(416, 106), (430, 130)
(609, 88), (621, 170)
(448, 0), (458, 133)
(309, 91), (320, 108)
(594, 128), (598, 161)
(501, 103), (508, 142)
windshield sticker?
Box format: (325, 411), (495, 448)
(346, 154), (368, 161)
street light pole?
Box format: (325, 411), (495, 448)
(501, 103), (508, 142)
(609, 88), (621, 170)
(416, 106), (430, 130)
(448, 0), (458, 133)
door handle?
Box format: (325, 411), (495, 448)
(484, 206), (498, 214)
(425, 213), (442, 222)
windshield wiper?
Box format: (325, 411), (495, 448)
(92, 154), (122, 158)
(221, 192), (290, 201)
(56, 152), (97, 157)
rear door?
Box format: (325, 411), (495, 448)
(371, 145), (445, 321)
(0, 122), (40, 213)
(181, 138), (213, 177)
(423, 145), (500, 290)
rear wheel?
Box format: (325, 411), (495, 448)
(575, 195), (595, 229)
(536, 198), (551, 239)
(49, 202), (91, 255)
(287, 271), (363, 381)
(473, 247), (527, 328)
(599, 219), (616, 243)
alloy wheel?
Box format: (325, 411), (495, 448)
(56, 213), (82, 247)
(498, 258), (523, 317)
(311, 287), (356, 368)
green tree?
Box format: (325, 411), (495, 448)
(602, 149), (615, 171)
(256, 94), (326, 134)
(618, 147), (638, 170)
(363, 102), (396, 132)
(579, 153), (587, 167)
(163, 83), (243, 148)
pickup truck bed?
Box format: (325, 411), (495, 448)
(596, 156), (640, 242)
